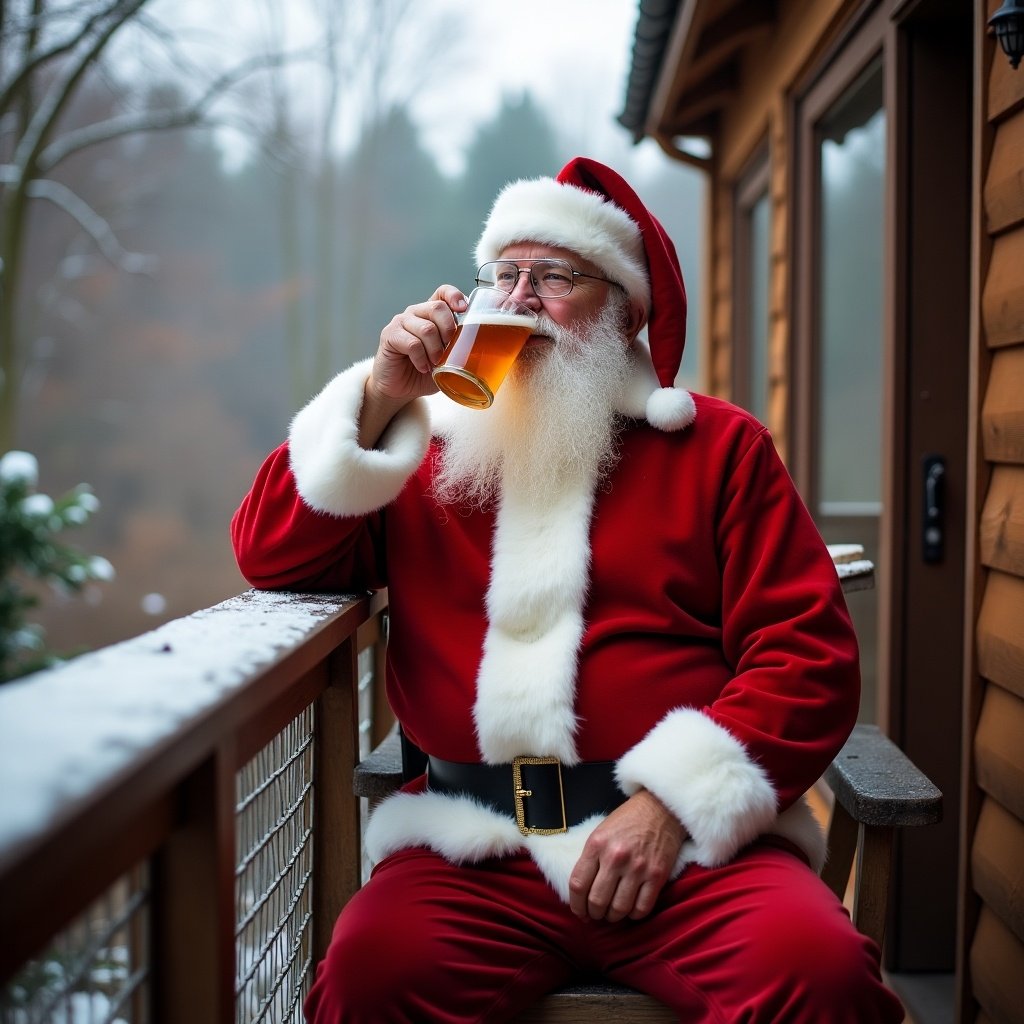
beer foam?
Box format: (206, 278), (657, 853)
(459, 311), (537, 329)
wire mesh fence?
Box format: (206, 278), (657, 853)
(0, 869), (150, 1024)
(235, 705), (316, 1023)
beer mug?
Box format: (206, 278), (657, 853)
(431, 287), (538, 409)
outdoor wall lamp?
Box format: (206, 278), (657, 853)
(989, 0), (1024, 70)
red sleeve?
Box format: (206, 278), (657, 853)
(712, 428), (860, 808)
(230, 442), (385, 591)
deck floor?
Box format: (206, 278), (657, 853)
(891, 972), (954, 1024)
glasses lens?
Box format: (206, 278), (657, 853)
(477, 262), (519, 291)
(530, 260), (573, 297)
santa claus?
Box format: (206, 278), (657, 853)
(232, 157), (905, 1023)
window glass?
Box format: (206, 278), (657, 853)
(817, 62), (885, 514)
(748, 192), (771, 423)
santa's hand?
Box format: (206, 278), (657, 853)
(369, 285), (467, 403)
(568, 789), (686, 923)
(356, 286), (467, 449)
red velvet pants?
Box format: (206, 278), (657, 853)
(304, 842), (905, 1023)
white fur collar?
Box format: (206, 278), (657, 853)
(472, 470), (596, 764)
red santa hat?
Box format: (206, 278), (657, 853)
(474, 156), (695, 431)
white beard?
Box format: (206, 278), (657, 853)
(432, 296), (635, 509)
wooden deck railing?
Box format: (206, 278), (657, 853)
(0, 588), (391, 1023)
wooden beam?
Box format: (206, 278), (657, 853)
(666, 65), (738, 133)
(686, 0), (777, 81)
(646, 0), (706, 139)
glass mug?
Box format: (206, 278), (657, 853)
(431, 287), (538, 409)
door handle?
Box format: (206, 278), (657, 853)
(923, 455), (945, 564)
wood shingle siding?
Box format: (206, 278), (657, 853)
(969, 907), (1024, 1024)
(970, 5), (1024, 1015)
(982, 237), (1024, 349)
(970, 798), (1024, 943)
(974, 681), (1024, 824)
(979, 467), (1024, 576)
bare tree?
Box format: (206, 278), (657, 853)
(0, 0), (297, 450)
(253, 0), (457, 404)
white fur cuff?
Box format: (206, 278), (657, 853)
(288, 359), (431, 517)
(616, 708), (779, 867)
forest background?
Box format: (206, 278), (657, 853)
(1, 0), (704, 669)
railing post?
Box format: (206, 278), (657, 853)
(151, 743), (237, 1023)
(312, 635), (363, 964)
(359, 608), (394, 747)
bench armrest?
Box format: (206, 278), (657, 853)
(354, 730), (403, 804)
(820, 724), (941, 946)
(824, 724), (942, 827)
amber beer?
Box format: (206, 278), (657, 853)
(432, 308), (536, 409)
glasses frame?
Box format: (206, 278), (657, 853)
(475, 258), (622, 299)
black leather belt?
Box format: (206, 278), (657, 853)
(427, 755), (624, 835)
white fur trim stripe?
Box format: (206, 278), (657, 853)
(474, 614), (585, 764)
(288, 359), (431, 517)
(365, 792), (604, 902)
(615, 708), (780, 867)
(473, 471), (597, 765)
(524, 818), (605, 901)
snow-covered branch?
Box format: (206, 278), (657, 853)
(25, 177), (158, 275)
(0, 165), (156, 275)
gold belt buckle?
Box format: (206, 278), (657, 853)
(512, 756), (567, 836)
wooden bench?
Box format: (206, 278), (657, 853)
(351, 548), (942, 1021)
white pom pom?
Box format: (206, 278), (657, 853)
(646, 387), (696, 431)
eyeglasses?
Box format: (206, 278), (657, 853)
(475, 259), (621, 299)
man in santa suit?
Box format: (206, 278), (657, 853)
(232, 157), (905, 1022)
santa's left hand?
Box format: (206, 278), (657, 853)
(568, 789), (686, 923)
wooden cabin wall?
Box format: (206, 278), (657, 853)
(966, 15), (1024, 1022)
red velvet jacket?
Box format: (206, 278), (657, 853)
(232, 357), (859, 898)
